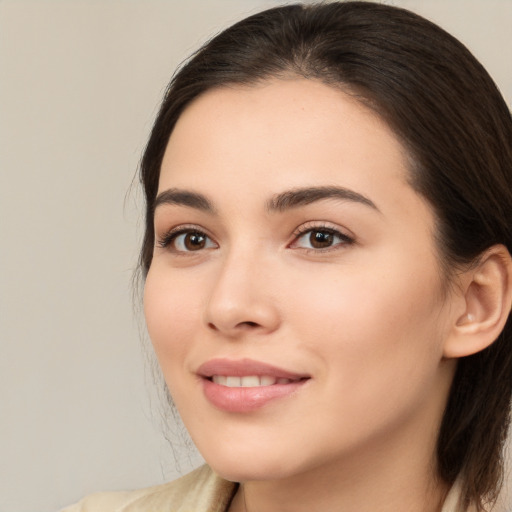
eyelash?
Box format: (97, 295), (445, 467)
(156, 223), (355, 254)
(290, 223), (355, 252)
(156, 225), (216, 252)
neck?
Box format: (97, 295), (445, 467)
(230, 456), (449, 512)
(230, 437), (449, 512)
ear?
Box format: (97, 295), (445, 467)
(443, 245), (512, 359)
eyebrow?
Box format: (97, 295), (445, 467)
(267, 186), (379, 213)
(153, 185), (379, 215)
(153, 188), (216, 214)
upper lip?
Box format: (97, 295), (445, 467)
(197, 358), (310, 380)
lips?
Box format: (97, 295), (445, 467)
(197, 358), (310, 412)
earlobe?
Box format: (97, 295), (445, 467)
(443, 245), (512, 359)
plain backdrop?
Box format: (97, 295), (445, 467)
(1, 1), (511, 511)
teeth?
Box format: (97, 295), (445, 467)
(212, 375), (227, 386)
(211, 375), (234, 387)
(226, 376), (240, 387)
(211, 375), (291, 387)
(260, 376), (277, 386)
(241, 376), (260, 387)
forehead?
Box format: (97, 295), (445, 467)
(159, 79), (412, 208)
(166, 79), (402, 162)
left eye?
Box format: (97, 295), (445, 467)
(292, 228), (351, 250)
(169, 230), (217, 252)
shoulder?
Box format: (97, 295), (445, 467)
(60, 465), (237, 512)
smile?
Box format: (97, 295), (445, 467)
(198, 359), (310, 412)
(211, 375), (298, 387)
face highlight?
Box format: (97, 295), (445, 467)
(143, 79), (457, 484)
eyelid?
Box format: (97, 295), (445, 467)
(156, 224), (217, 251)
(289, 221), (355, 251)
(155, 221), (354, 253)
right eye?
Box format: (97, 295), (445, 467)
(158, 228), (217, 252)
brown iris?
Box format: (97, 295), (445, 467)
(183, 232), (207, 251)
(309, 230), (334, 249)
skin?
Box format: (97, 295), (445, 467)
(144, 79), (461, 512)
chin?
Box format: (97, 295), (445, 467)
(197, 438), (312, 483)
(208, 458), (295, 483)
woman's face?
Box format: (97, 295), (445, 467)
(144, 79), (457, 482)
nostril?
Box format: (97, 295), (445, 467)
(238, 321), (260, 329)
(207, 320), (259, 332)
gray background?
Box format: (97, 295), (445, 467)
(1, 1), (511, 511)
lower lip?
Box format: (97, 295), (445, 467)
(202, 378), (308, 413)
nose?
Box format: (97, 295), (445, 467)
(203, 251), (281, 338)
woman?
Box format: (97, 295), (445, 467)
(63, 2), (512, 511)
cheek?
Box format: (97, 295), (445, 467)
(291, 257), (447, 398)
(285, 270), (448, 454)
(293, 257), (443, 339)
(143, 266), (199, 374)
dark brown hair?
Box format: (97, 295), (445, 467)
(139, 2), (512, 510)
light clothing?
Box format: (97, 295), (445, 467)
(60, 464), (473, 512)
(60, 465), (236, 512)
